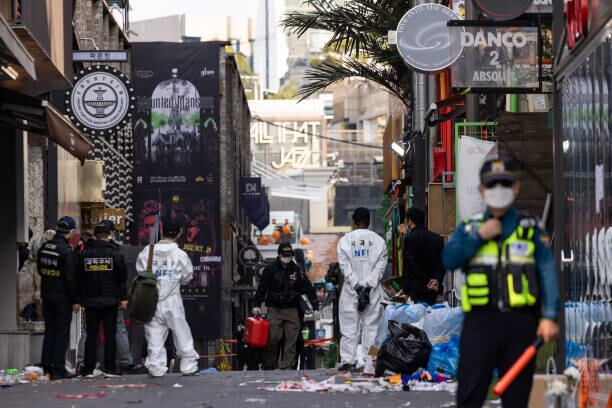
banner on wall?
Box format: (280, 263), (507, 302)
(456, 136), (497, 221)
(132, 42), (222, 339)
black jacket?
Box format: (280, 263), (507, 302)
(37, 235), (79, 302)
(79, 239), (128, 308)
(402, 225), (446, 304)
(254, 259), (318, 310)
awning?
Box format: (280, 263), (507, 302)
(0, 87), (92, 164)
(1, 23), (70, 95)
(0, 14), (36, 80)
(240, 177), (270, 230)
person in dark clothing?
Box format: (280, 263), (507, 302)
(402, 207), (446, 305)
(37, 216), (80, 380)
(292, 249), (307, 370)
(252, 243), (319, 369)
(79, 220), (128, 377)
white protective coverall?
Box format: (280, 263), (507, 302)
(136, 240), (199, 376)
(337, 228), (388, 365)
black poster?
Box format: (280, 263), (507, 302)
(132, 42), (222, 339)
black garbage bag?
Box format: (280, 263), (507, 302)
(375, 320), (432, 377)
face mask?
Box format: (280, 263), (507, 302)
(280, 256), (293, 265)
(483, 185), (515, 209)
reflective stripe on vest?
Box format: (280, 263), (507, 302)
(462, 220), (537, 312)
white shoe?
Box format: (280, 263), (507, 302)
(182, 370), (199, 376)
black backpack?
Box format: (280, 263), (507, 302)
(128, 245), (158, 324)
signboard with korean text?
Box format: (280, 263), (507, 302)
(72, 50), (129, 62)
(449, 21), (543, 93)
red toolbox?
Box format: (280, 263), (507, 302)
(244, 316), (270, 348)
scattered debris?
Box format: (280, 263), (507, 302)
(245, 398), (267, 404)
(95, 384), (149, 389)
(172, 383), (183, 388)
(55, 391), (106, 400)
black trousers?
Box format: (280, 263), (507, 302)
(457, 309), (538, 408)
(84, 306), (118, 374)
(41, 299), (73, 376)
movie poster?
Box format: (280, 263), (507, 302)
(132, 42), (222, 339)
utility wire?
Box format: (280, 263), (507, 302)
(251, 116), (387, 150)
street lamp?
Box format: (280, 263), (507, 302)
(391, 141), (406, 157)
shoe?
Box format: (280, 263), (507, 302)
(121, 363), (148, 375)
(337, 362), (356, 372)
(50, 371), (78, 381)
(181, 370), (199, 376)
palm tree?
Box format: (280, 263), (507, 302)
(281, 0), (417, 114)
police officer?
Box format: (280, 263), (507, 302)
(252, 243), (319, 370)
(443, 158), (559, 408)
(79, 220), (128, 377)
(37, 216), (80, 380)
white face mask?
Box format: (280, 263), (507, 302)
(280, 256), (293, 265)
(483, 185), (515, 209)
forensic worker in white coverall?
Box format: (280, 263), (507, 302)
(136, 219), (199, 377)
(337, 207), (388, 371)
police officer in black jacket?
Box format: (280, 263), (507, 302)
(37, 216), (80, 380)
(253, 243), (318, 370)
(79, 220), (128, 376)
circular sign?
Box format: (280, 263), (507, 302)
(473, 0), (532, 21)
(396, 4), (463, 73)
(66, 65), (134, 135)
(239, 246), (262, 268)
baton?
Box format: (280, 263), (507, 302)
(493, 336), (544, 397)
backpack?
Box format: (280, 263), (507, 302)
(128, 245), (159, 324)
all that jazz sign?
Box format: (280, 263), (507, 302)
(66, 65), (135, 135)
(448, 22), (542, 93)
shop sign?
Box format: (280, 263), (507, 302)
(526, 0), (552, 14)
(396, 4), (463, 73)
(450, 23), (542, 92)
(473, 0), (532, 21)
(72, 50), (128, 62)
(66, 65), (134, 136)
(81, 206), (127, 231)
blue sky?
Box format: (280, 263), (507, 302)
(130, 0), (259, 21)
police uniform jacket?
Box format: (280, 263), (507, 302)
(254, 258), (318, 310)
(37, 235), (79, 303)
(79, 239), (128, 308)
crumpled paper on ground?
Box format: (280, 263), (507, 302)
(404, 380), (458, 393)
(263, 375), (402, 393)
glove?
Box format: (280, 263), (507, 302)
(252, 307), (262, 316)
(313, 310), (321, 320)
(357, 286), (371, 312)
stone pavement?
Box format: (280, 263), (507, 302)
(0, 370), (457, 408)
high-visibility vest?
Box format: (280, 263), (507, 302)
(461, 213), (539, 312)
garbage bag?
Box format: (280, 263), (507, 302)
(375, 303), (428, 347)
(427, 335), (460, 377)
(375, 321), (432, 377)
(423, 304), (463, 343)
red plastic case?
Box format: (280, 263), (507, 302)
(244, 316), (270, 348)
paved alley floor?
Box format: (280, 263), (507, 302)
(0, 370), (458, 408)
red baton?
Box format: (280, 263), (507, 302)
(493, 336), (544, 397)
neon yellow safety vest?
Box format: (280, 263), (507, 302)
(461, 213), (539, 312)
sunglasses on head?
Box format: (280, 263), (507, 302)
(484, 179), (514, 189)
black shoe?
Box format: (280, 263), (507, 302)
(121, 363), (148, 375)
(337, 363), (356, 372)
(50, 371), (78, 381)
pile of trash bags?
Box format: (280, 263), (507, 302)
(375, 303), (463, 378)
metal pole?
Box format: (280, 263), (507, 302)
(465, 0), (480, 122)
(265, 0), (270, 90)
(552, 0), (566, 372)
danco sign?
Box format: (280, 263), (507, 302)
(451, 25), (541, 91)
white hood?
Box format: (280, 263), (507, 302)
(136, 240), (194, 300)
